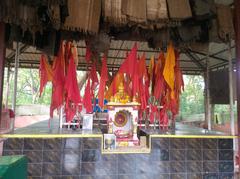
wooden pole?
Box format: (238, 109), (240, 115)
(234, 0), (240, 168)
(0, 22), (6, 125)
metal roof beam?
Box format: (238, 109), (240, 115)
(185, 50), (206, 70)
(188, 49), (228, 62)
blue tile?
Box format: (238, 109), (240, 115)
(219, 173), (234, 179)
(219, 162), (234, 173)
(203, 173), (218, 179)
(218, 139), (233, 150)
(219, 150), (233, 160)
(82, 150), (100, 162)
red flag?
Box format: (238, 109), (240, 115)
(39, 54), (53, 97)
(169, 50), (184, 118)
(159, 105), (169, 128)
(139, 80), (147, 110)
(149, 104), (157, 123)
(98, 55), (108, 109)
(50, 57), (65, 117)
(83, 79), (93, 113)
(153, 53), (166, 99)
(119, 43), (137, 76)
(64, 55), (81, 122)
(89, 63), (99, 90)
(65, 56), (81, 104)
(138, 53), (147, 78)
(85, 46), (91, 62)
(132, 60), (139, 97)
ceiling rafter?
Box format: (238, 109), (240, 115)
(197, 45), (235, 62)
(185, 50), (206, 70)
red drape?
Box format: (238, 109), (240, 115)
(64, 55), (81, 122)
(83, 78), (93, 113)
(98, 55), (108, 108)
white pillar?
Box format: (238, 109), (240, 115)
(228, 39), (235, 135)
(12, 42), (19, 112)
(205, 52), (212, 130)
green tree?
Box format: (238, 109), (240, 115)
(180, 75), (205, 117)
(4, 68), (52, 106)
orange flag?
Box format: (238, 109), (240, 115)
(98, 55), (108, 109)
(39, 54), (53, 97)
(163, 42), (175, 98)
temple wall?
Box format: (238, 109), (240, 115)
(2, 137), (234, 179)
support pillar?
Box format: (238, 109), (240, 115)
(5, 66), (10, 108)
(205, 53), (211, 130)
(12, 42), (19, 113)
(228, 39), (235, 135)
(234, 0), (240, 169)
(0, 22), (6, 125)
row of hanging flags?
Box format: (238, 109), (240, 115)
(39, 41), (184, 127)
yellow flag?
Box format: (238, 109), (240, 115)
(163, 42), (175, 94)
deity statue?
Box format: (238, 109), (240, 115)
(110, 82), (130, 104)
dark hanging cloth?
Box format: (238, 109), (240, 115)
(209, 19), (222, 43)
(0, 0), (68, 31)
(216, 4), (235, 41)
(209, 69), (229, 104)
(35, 30), (61, 56)
(189, 0), (215, 20)
(177, 25), (201, 42)
(197, 20), (210, 43)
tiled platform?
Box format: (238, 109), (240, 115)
(2, 137), (235, 179)
(0, 120), (236, 178)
